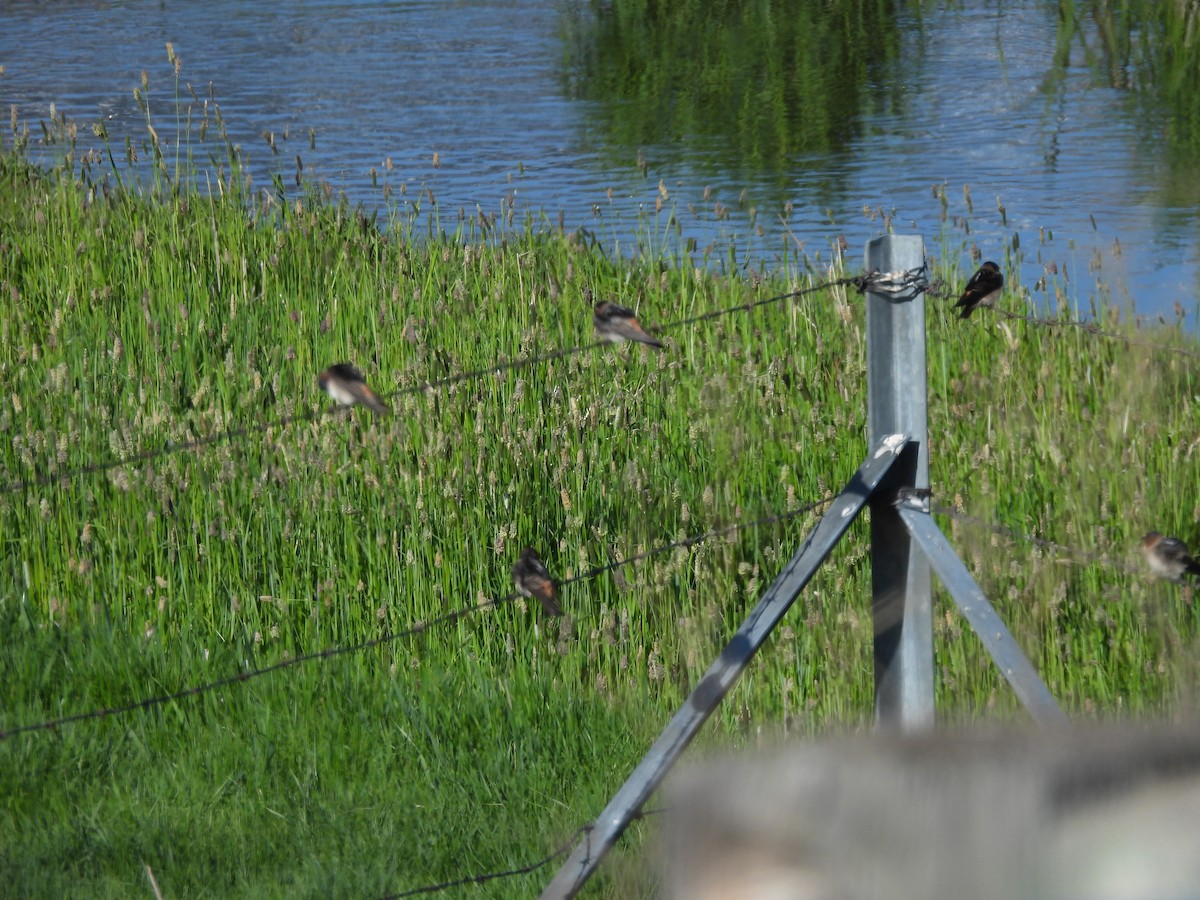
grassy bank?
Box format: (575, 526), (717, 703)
(3, 115), (1200, 898)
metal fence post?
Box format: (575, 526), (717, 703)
(864, 235), (935, 730)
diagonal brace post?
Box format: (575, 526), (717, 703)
(898, 505), (1068, 725)
(538, 434), (911, 900)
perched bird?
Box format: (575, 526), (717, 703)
(318, 363), (390, 416)
(953, 261), (1004, 319)
(593, 301), (664, 349)
(1141, 531), (1200, 582)
(512, 547), (562, 616)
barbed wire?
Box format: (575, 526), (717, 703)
(0, 279), (860, 497)
(857, 263), (930, 302)
(377, 808), (665, 899)
(0, 496), (831, 741)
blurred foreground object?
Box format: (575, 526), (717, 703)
(666, 725), (1200, 900)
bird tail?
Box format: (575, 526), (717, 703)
(362, 390), (391, 416)
(1187, 560), (1200, 580)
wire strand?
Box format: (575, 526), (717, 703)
(1, 279), (853, 496)
(926, 277), (1200, 361)
(0, 594), (514, 740)
(990, 307), (1200, 360)
(376, 809), (666, 900)
(10, 270), (1197, 497)
(0, 498), (830, 741)
(378, 826), (589, 899)
(931, 501), (1141, 576)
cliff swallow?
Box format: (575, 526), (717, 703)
(512, 547), (562, 616)
(1141, 531), (1200, 582)
(593, 301), (664, 349)
(953, 261), (1004, 319)
(318, 363), (390, 416)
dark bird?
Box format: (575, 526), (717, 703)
(318, 363), (390, 416)
(593, 301), (664, 349)
(512, 547), (562, 616)
(1141, 531), (1200, 582)
(953, 261), (1004, 319)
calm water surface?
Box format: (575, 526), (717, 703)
(2, 0), (1197, 321)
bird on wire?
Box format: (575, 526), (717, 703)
(1141, 531), (1200, 582)
(593, 301), (664, 349)
(512, 547), (563, 616)
(953, 261), (1004, 319)
(318, 363), (390, 416)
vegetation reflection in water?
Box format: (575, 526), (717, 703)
(559, 0), (906, 174)
(1054, 1), (1200, 178)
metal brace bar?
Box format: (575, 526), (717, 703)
(898, 506), (1068, 725)
(539, 434), (911, 899)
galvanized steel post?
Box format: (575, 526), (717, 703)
(864, 235), (936, 730)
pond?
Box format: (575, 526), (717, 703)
(2, 0), (1197, 322)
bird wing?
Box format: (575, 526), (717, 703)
(600, 302), (637, 319)
(1158, 536), (1193, 564)
(958, 267), (1002, 305)
(527, 574), (561, 614)
(608, 316), (653, 341)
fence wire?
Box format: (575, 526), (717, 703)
(925, 277), (1200, 361)
(932, 500), (1142, 577)
(991, 307), (1200, 361)
(0, 278), (859, 497)
(378, 825), (592, 899)
(6, 266), (1198, 498)
(0, 497), (831, 741)
(376, 808), (665, 899)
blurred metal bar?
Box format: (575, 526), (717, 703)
(864, 235), (935, 731)
(539, 434), (910, 900)
(899, 506), (1068, 725)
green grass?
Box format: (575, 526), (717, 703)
(3, 87), (1200, 897)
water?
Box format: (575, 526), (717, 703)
(2, 0), (1197, 322)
